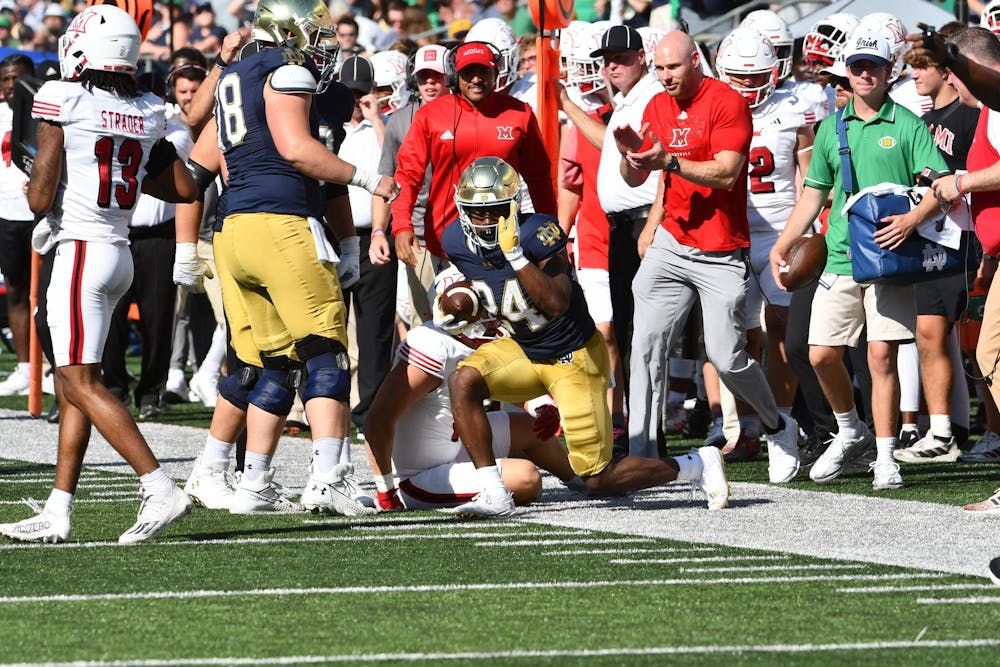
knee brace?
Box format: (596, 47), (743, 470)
(247, 356), (301, 416)
(217, 365), (259, 412)
(295, 335), (351, 403)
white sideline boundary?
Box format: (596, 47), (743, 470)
(0, 572), (952, 604)
(4, 639), (1000, 666)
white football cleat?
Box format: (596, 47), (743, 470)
(119, 484), (193, 545)
(696, 446), (730, 510)
(300, 463), (378, 516)
(764, 416), (800, 483)
(870, 460), (904, 491)
(184, 458), (236, 510)
(0, 367), (30, 396)
(0, 499), (71, 543)
(189, 372), (219, 408)
(810, 424), (874, 484)
(230, 467), (302, 514)
(452, 489), (516, 518)
(893, 432), (960, 463)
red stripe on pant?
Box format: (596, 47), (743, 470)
(399, 478), (476, 507)
(69, 240), (86, 365)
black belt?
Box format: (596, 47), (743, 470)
(607, 205), (651, 229)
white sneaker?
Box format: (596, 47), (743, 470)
(300, 463), (378, 516)
(164, 369), (191, 403)
(119, 484), (193, 545)
(0, 499), (71, 543)
(959, 432), (1000, 463)
(184, 458), (236, 510)
(696, 446), (730, 510)
(870, 460), (904, 490)
(0, 367), (29, 396)
(893, 432), (960, 464)
(230, 467), (302, 514)
(964, 488), (1000, 515)
(189, 372), (219, 408)
(763, 416), (800, 483)
(452, 489), (516, 518)
(810, 424), (875, 484)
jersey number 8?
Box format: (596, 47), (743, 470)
(216, 73), (248, 148)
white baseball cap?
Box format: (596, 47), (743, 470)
(843, 30), (892, 68)
(820, 54), (847, 78)
(413, 44), (447, 75)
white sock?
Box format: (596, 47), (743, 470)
(311, 437), (344, 474)
(929, 414), (952, 440)
(46, 488), (73, 514)
(476, 465), (506, 493)
(16, 362), (29, 376)
(202, 435), (233, 464)
(875, 437), (895, 464)
(339, 439), (352, 466)
(243, 452), (271, 480)
(834, 408), (862, 441)
(673, 451), (703, 482)
(139, 467), (174, 497)
(738, 415), (761, 438)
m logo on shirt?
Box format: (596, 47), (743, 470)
(933, 125), (955, 155)
(497, 126), (514, 140)
(669, 128), (690, 148)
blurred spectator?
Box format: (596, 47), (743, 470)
(472, 0), (534, 36)
(190, 2), (227, 53)
(337, 15), (362, 56)
(346, 0), (377, 19)
(518, 34), (537, 76)
(0, 14), (16, 48)
(433, 0), (472, 28)
(30, 4), (65, 52)
(448, 18), (471, 41)
(375, 0), (406, 49)
(141, 0), (192, 61)
(401, 5), (432, 45)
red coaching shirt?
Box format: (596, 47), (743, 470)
(641, 77), (753, 252)
(392, 92), (555, 258)
(560, 108), (611, 271)
(968, 107), (1000, 257)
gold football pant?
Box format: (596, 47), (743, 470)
(458, 331), (612, 477)
(215, 213), (348, 365)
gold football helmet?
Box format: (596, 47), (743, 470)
(254, 0), (337, 92)
(455, 157), (521, 251)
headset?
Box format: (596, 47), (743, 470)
(443, 41), (503, 91)
(165, 62), (208, 103)
(404, 52), (417, 94)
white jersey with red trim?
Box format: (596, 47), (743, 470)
(0, 103), (33, 221)
(747, 87), (808, 233)
(391, 324), (475, 478)
(31, 81), (166, 245)
(782, 79), (829, 126)
(889, 75), (933, 118)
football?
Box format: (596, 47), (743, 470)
(439, 280), (479, 322)
(779, 235), (827, 291)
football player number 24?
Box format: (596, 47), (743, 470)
(471, 278), (548, 332)
(94, 136), (142, 209)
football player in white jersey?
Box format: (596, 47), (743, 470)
(0, 5), (198, 546)
(802, 12), (860, 117)
(363, 268), (583, 510)
(712, 27), (814, 454)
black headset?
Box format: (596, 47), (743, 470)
(443, 41), (503, 91)
(404, 52), (418, 94)
(165, 63), (208, 103)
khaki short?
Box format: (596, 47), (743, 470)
(808, 274), (916, 346)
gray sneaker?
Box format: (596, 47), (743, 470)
(300, 464), (377, 516)
(894, 432), (960, 464)
(230, 468), (302, 514)
(810, 424), (875, 484)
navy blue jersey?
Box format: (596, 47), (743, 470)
(216, 46), (325, 218)
(441, 214), (596, 360)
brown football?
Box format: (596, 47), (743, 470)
(440, 280), (479, 321)
(779, 235), (827, 291)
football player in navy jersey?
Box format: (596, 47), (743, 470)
(205, 0), (397, 515)
(441, 157), (731, 517)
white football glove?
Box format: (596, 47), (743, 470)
(432, 293), (472, 334)
(337, 235), (361, 290)
(172, 242), (212, 293)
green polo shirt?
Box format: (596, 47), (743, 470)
(804, 96), (949, 275)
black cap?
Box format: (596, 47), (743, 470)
(339, 55), (374, 94)
(590, 25), (643, 58)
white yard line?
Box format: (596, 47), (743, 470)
(5, 638), (1000, 666)
(0, 498), (130, 506)
(476, 538), (655, 547)
(680, 564), (866, 573)
(838, 583), (995, 594)
(610, 555), (790, 564)
(544, 547), (717, 555)
(916, 596), (1000, 605)
(0, 572), (951, 604)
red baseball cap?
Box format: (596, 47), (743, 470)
(454, 42), (497, 72)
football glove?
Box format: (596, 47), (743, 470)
(376, 488), (404, 512)
(432, 293), (472, 334)
(173, 242), (213, 293)
(532, 403), (562, 440)
(498, 215), (528, 270)
(337, 235), (361, 290)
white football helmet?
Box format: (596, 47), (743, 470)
(455, 156), (521, 252)
(254, 0), (337, 92)
(561, 20), (608, 94)
(982, 0), (1000, 34)
(637, 26), (666, 71)
(466, 18), (520, 92)
(740, 9), (794, 81)
(803, 12), (860, 67)
(59, 5), (141, 81)
(370, 50), (410, 114)
(857, 12), (909, 81)
(716, 28), (778, 109)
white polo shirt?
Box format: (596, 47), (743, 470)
(339, 118), (381, 229)
(597, 72), (662, 215)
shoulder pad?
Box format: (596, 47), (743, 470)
(31, 80), (77, 123)
(521, 214), (567, 260)
(269, 63), (319, 94)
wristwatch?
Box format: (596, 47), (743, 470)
(665, 154), (680, 173)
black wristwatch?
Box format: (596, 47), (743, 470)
(665, 154), (680, 173)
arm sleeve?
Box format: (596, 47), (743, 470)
(391, 107), (431, 234)
(519, 108), (556, 216)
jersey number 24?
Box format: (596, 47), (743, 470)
(471, 278), (548, 332)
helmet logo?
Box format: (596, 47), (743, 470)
(496, 126), (513, 140)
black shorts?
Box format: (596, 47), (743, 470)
(0, 218), (34, 290)
(915, 270), (972, 322)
